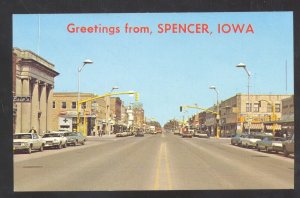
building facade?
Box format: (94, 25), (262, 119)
(51, 92), (96, 136)
(13, 48), (59, 134)
(193, 94), (292, 136)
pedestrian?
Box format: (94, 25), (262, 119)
(29, 127), (37, 134)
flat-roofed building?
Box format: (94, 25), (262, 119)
(13, 48), (59, 134)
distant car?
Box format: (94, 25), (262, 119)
(282, 134), (294, 157)
(63, 132), (86, 146)
(231, 134), (243, 145)
(173, 129), (180, 135)
(181, 126), (193, 138)
(13, 133), (45, 154)
(135, 131), (144, 137)
(42, 132), (67, 149)
(242, 134), (265, 148)
(237, 133), (249, 146)
(257, 136), (286, 153)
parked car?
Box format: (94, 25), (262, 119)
(42, 132), (67, 149)
(13, 133), (45, 154)
(237, 133), (249, 146)
(282, 134), (294, 157)
(257, 136), (285, 153)
(63, 132), (86, 146)
(242, 134), (264, 148)
(231, 134), (243, 146)
(173, 129), (180, 135)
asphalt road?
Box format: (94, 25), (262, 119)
(14, 133), (294, 191)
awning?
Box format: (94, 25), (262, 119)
(244, 123), (264, 130)
(265, 124), (281, 130)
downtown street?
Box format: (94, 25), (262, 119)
(14, 132), (294, 191)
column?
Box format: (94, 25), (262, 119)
(21, 78), (31, 132)
(39, 82), (47, 133)
(46, 85), (53, 132)
(31, 79), (39, 132)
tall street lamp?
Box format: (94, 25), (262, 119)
(209, 85), (220, 138)
(236, 63), (251, 135)
(77, 59), (93, 132)
(106, 86), (119, 136)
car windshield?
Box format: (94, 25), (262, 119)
(43, 133), (61, 138)
(14, 134), (32, 139)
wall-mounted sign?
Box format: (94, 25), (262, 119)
(13, 96), (31, 102)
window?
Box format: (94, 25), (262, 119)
(267, 104), (272, 112)
(82, 102), (86, 109)
(52, 101), (56, 108)
(275, 104), (281, 112)
(246, 103), (252, 112)
(61, 102), (66, 109)
(72, 102), (77, 109)
(253, 103), (259, 112)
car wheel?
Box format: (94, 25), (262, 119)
(283, 146), (289, 157)
(63, 143), (67, 148)
(40, 144), (44, 152)
(27, 146), (32, 154)
(266, 146), (271, 153)
(81, 140), (85, 145)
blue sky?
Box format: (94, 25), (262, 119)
(13, 12), (294, 125)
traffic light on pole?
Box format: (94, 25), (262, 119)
(180, 106), (183, 112)
(135, 92), (139, 101)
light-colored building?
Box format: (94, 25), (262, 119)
(194, 93), (292, 137)
(13, 48), (59, 134)
(279, 95), (294, 135)
(51, 92), (97, 136)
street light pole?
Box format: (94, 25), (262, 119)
(77, 59), (93, 132)
(106, 86), (119, 136)
(209, 86), (220, 138)
(236, 63), (251, 135)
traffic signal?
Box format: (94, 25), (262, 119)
(180, 106), (183, 112)
(135, 92), (139, 101)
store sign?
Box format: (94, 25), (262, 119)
(13, 96), (31, 102)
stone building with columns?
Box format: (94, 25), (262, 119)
(13, 48), (59, 134)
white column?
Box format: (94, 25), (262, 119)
(31, 79), (39, 132)
(21, 78), (31, 132)
(39, 82), (47, 132)
(47, 86), (53, 132)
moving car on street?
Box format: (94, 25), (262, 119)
(135, 130), (144, 137)
(63, 132), (86, 146)
(13, 133), (45, 154)
(282, 134), (294, 157)
(256, 136), (286, 153)
(42, 132), (67, 149)
(181, 126), (193, 138)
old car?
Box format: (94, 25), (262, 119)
(181, 126), (193, 138)
(13, 133), (45, 154)
(135, 130), (144, 137)
(42, 132), (67, 149)
(282, 134), (294, 157)
(257, 136), (286, 153)
(63, 132), (86, 146)
(231, 134), (244, 146)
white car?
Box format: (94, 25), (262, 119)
(13, 133), (45, 154)
(42, 132), (67, 149)
(241, 134), (262, 148)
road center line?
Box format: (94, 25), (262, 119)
(163, 143), (173, 190)
(154, 144), (163, 190)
